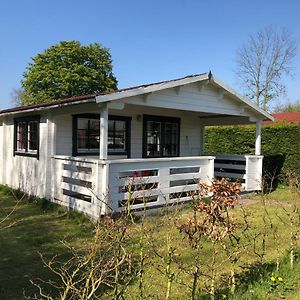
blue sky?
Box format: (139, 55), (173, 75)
(0, 0), (299, 110)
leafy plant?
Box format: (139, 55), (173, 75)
(21, 41), (117, 105)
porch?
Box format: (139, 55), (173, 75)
(0, 72), (274, 218)
(48, 73), (270, 217)
(51, 154), (262, 217)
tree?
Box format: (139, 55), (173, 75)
(10, 88), (26, 106)
(235, 26), (297, 110)
(273, 100), (300, 113)
(21, 41), (118, 105)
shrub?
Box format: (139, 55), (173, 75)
(205, 123), (300, 180)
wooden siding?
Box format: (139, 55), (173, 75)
(0, 115), (50, 198)
(123, 83), (251, 117)
(54, 104), (203, 158)
(55, 114), (73, 156)
(110, 105), (202, 158)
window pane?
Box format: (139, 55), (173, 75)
(77, 118), (99, 153)
(146, 121), (161, 157)
(75, 116), (129, 156)
(145, 117), (179, 158)
(17, 122), (27, 151)
(28, 121), (38, 151)
(77, 118), (89, 150)
(14, 117), (39, 157)
(108, 120), (126, 152)
(164, 122), (178, 156)
(88, 120), (100, 150)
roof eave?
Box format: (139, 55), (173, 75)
(0, 97), (96, 117)
(95, 73), (210, 103)
(210, 76), (274, 121)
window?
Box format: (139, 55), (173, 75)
(73, 114), (131, 157)
(143, 115), (180, 158)
(14, 116), (40, 158)
(108, 116), (131, 155)
(76, 117), (100, 154)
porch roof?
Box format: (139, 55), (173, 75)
(0, 71), (273, 121)
(95, 72), (273, 121)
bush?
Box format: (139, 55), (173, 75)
(205, 123), (300, 180)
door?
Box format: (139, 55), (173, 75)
(143, 115), (180, 158)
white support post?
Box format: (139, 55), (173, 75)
(200, 124), (205, 155)
(255, 121), (262, 155)
(45, 115), (52, 199)
(0, 118), (7, 184)
(49, 116), (57, 200)
(158, 167), (170, 203)
(94, 161), (110, 216)
(99, 103), (108, 160)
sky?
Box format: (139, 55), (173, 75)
(0, 0), (299, 110)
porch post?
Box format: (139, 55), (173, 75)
(0, 117), (7, 184)
(99, 103), (108, 160)
(46, 115), (56, 199)
(255, 121), (261, 155)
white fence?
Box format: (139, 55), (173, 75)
(51, 154), (262, 217)
(51, 156), (108, 217)
(214, 154), (263, 191)
(108, 156), (215, 212)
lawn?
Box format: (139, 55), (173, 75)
(0, 186), (95, 299)
(0, 183), (300, 299)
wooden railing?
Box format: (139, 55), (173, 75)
(214, 154), (263, 191)
(51, 154), (262, 217)
(51, 156), (108, 217)
(108, 156), (215, 211)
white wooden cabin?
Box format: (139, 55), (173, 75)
(0, 72), (273, 218)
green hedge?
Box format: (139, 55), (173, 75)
(205, 123), (300, 177)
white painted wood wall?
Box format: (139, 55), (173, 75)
(55, 104), (204, 158)
(0, 115), (51, 198)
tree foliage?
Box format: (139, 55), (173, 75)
(235, 26), (297, 110)
(21, 41), (118, 105)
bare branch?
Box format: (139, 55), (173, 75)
(235, 26), (297, 110)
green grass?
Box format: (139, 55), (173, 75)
(251, 183), (299, 203)
(0, 186), (94, 299)
(1, 185), (300, 299)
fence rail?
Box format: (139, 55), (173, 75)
(108, 156), (215, 211)
(214, 154), (263, 191)
(51, 156), (106, 217)
(51, 154), (262, 217)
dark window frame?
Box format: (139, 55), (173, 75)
(14, 115), (40, 159)
(72, 114), (131, 157)
(142, 115), (180, 158)
(72, 114), (100, 156)
(108, 115), (131, 157)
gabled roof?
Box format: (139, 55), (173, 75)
(96, 72), (273, 121)
(0, 73), (206, 116)
(0, 72), (273, 121)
